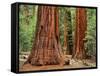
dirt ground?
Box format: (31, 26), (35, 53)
(19, 52), (96, 72)
(19, 59), (96, 72)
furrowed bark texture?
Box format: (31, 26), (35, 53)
(73, 8), (87, 59)
(25, 6), (65, 65)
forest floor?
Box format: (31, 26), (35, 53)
(19, 52), (96, 72)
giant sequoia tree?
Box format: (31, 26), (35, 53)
(73, 8), (87, 59)
(25, 6), (65, 65)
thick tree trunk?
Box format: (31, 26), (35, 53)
(73, 8), (87, 59)
(25, 6), (65, 65)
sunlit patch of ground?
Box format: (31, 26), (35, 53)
(19, 52), (96, 72)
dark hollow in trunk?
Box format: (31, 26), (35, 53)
(25, 6), (65, 66)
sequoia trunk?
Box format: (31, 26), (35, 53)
(25, 6), (65, 65)
(73, 8), (87, 59)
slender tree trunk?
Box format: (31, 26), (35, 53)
(63, 9), (73, 55)
(66, 9), (73, 55)
(25, 6), (65, 65)
(63, 11), (68, 55)
(73, 8), (87, 59)
(24, 5), (29, 25)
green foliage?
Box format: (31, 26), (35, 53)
(59, 7), (96, 56)
(59, 7), (74, 54)
(59, 7), (65, 46)
(19, 5), (37, 52)
(19, 5), (96, 57)
(59, 7), (73, 46)
(85, 8), (96, 56)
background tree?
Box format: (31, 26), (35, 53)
(73, 8), (87, 59)
(59, 7), (73, 55)
(19, 5), (37, 52)
(19, 5), (97, 68)
(85, 8), (96, 59)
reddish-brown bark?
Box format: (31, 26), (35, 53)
(73, 8), (87, 59)
(25, 6), (65, 65)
